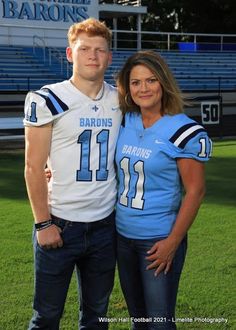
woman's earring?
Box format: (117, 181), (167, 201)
(125, 93), (133, 107)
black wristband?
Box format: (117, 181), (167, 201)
(35, 219), (55, 231)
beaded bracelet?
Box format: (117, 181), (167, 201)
(35, 219), (55, 231)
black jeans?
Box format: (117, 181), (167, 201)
(29, 212), (116, 330)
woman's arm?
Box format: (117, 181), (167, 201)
(146, 158), (206, 275)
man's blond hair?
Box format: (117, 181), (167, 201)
(68, 18), (112, 48)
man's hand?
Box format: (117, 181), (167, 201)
(37, 225), (63, 249)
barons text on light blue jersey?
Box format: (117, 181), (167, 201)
(122, 144), (152, 159)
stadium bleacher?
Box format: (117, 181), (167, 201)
(0, 45), (65, 91)
(0, 45), (236, 92)
(108, 50), (236, 91)
(0, 46), (236, 141)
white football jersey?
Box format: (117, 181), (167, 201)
(24, 80), (122, 222)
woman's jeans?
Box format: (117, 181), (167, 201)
(28, 212), (116, 330)
(117, 234), (187, 330)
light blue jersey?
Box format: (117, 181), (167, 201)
(115, 112), (212, 239)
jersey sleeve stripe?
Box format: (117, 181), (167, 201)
(176, 128), (206, 148)
(170, 124), (206, 148)
(34, 88), (69, 115)
(169, 123), (198, 142)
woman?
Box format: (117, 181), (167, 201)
(115, 50), (212, 329)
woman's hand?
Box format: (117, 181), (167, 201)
(145, 237), (179, 276)
(146, 158), (206, 277)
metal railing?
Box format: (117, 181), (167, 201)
(31, 30), (236, 51)
(26, 29), (236, 52)
(33, 35), (46, 63)
(1, 24), (236, 51)
(48, 47), (66, 75)
(110, 30), (236, 51)
(33, 38), (70, 77)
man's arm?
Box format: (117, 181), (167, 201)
(25, 124), (52, 220)
(24, 124), (63, 249)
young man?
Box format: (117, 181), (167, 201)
(24, 18), (122, 329)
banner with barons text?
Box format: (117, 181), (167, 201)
(0, 0), (98, 25)
(0, 0), (98, 46)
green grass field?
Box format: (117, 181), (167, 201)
(0, 140), (235, 330)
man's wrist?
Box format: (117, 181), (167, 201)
(35, 219), (55, 231)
